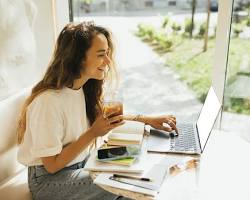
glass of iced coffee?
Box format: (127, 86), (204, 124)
(102, 91), (123, 119)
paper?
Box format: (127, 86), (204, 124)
(111, 164), (168, 191)
(94, 173), (157, 196)
(94, 164), (168, 197)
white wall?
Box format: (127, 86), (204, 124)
(33, 0), (69, 75)
(0, 0), (69, 100)
(33, 0), (55, 75)
(0, 0), (70, 182)
(55, 0), (70, 34)
(0, 0), (38, 99)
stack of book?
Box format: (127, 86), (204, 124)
(96, 144), (142, 166)
(107, 121), (144, 146)
(107, 133), (143, 146)
(99, 121), (145, 166)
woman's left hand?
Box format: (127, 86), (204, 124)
(145, 115), (178, 134)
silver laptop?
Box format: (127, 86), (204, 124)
(147, 86), (222, 155)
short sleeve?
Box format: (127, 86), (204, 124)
(27, 93), (64, 158)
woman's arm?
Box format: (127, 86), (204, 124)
(123, 114), (150, 124)
(41, 129), (95, 174)
(124, 114), (178, 134)
(42, 113), (124, 174)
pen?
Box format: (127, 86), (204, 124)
(113, 174), (152, 182)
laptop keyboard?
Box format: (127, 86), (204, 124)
(170, 123), (197, 152)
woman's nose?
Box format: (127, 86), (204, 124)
(104, 55), (111, 65)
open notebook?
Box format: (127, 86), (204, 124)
(94, 164), (168, 197)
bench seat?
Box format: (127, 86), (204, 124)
(0, 168), (31, 200)
(0, 88), (31, 200)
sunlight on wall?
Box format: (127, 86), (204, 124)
(0, 0), (38, 99)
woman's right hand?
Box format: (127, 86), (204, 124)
(90, 111), (125, 138)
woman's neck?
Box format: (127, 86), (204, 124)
(72, 75), (89, 90)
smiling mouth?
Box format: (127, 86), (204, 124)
(98, 66), (108, 72)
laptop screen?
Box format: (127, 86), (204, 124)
(196, 87), (221, 151)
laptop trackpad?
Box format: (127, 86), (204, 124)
(147, 130), (171, 152)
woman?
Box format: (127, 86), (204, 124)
(17, 21), (177, 200)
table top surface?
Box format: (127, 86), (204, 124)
(90, 130), (250, 200)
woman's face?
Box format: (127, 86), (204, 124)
(82, 33), (111, 80)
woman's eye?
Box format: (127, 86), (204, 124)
(98, 52), (108, 57)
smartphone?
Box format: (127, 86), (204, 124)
(97, 146), (128, 160)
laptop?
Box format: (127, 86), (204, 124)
(147, 86), (222, 155)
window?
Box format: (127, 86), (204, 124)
(71, 0), (217, 122)
(168, 1), (176, 6)
(221, 0), (250, 141)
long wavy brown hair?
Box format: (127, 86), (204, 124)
(17, 22), (117, 144)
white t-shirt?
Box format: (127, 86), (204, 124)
(18, 87), (90, 166)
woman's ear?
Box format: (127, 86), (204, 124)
(80, 60), (86, 68)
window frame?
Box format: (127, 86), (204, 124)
(212, 0), (234, 128)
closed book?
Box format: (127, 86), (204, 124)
(98, 157), (136, 166)
(111, 121), (145, 135)
(107, 133), (143, 146)
(107, 121), (144, 146)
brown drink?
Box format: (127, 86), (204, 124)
(103, 101), (123, 118)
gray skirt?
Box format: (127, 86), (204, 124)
(28, 156), (121, 200)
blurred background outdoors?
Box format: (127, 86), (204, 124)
(0, 0), (249, 140)
(71, 0), (250, 137)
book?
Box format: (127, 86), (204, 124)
(84, 121), (147, 173)
(84, 148), (170, 173)
(98, 157), (137, 166)
(107, 133), (143, 146)
(107, 121), (145, 146)
(84, 150), (146, 173)
(111, 121), (145, 135)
